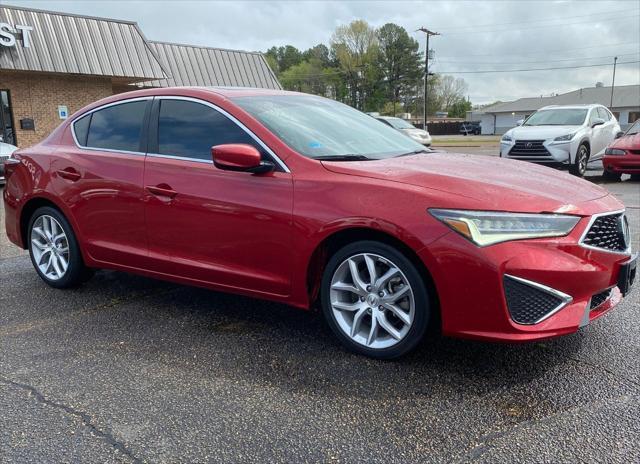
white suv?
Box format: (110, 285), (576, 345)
(499, 104), (621, 176)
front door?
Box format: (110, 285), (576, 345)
(50, 98), (150, 266)
(143, 97), (294, 297)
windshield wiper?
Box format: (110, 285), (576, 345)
(314, 154), (372, 161)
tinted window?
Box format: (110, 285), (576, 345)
(157, 100), (263, 161)
(73, 114), (91, 146)
(87, 101), (147, 152)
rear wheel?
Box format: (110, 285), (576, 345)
(569, 144), (589, 177)
(321, 241), (430, 359)
(28, 206), (92, 288)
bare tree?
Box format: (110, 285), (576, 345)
(437, 75), (468, 112)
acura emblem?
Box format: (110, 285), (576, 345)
(620, 214), (630, 249)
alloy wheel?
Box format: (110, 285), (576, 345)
(30, 215), (70, 281)
(577, 146), (588, 175)
(329, 253), (415, 349)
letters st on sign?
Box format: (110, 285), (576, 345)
(0, 23), (34, 48)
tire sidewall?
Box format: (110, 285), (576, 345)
(571, 144), (589, 177)
(28, 206), (86, 288)
(320, 240), (430, 359)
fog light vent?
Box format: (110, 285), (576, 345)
(589, 289), (611, 310)
(503, 275), (572, 325)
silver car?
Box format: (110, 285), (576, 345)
(1, 141), (18, 184)
(375, 116), (432, 146)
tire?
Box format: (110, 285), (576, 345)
(569, 144), (589, 177)
(602, 169), (622, 182)
(320, 240), (430, 359)
(28, 206), (93, 288)
(631, 174), (640, 181)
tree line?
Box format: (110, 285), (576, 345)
(265, 20), (472, 118)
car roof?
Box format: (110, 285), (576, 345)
(538, 104), (603, 110)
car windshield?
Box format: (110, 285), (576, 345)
(523, 109), (588, 126)
(384, 118), (415, 130)
(233, 95), (424, 159)
(625, 119), (640, 136)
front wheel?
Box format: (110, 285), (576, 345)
(28, 206), (93, 288)
(602, 169), (622, 182)
(321, 241), (430, 359)
(569, 144), (589, 177)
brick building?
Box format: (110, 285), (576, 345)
(0, 4), (281, 148)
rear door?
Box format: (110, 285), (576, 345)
(50, 98), (151, 265)
(143, 97), (294, 296)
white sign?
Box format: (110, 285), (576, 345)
(58, 105), (69, 120)
(0, 23), (33, 48)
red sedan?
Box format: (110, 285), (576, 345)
(603, 119), (640, 180)
(3, 88), (637, 359)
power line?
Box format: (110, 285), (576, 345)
(437, 13), (639, 35)
(437, 42), (640, 59)
(435, 52), (640, 66)
(435, 8), (639, 32)
(435, 60), (640, 74)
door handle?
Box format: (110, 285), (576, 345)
(146, 184), (178, 199)
(57, 168), (81, 182)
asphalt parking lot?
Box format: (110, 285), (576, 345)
(1, 163), (639, 463)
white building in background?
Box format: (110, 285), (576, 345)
(469, 84), (640, 135)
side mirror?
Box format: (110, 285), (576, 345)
(615, 131), (625, 139)
(211, 144), (274, 174)
(516, 119), (524, 126)
(591, 118), (605, 128)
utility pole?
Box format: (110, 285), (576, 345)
(417, 27), (439, 130)
(610, 56), (618, 108)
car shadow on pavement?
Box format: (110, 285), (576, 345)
(66, 269), (588, 402)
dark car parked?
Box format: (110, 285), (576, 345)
(460, 121), (481, 135)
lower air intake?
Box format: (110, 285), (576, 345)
(503, 275), (571, 325)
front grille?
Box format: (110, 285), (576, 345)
(508, 140), (551, 157)
(581, 213), (629, 252)
(0, 155), (9, 162)
(503, 275), (570, 325)
(590, 289), (611, 310)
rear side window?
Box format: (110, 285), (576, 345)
(73, 114), (91, 146)
(86, 101), (147, 152)
(157, 99), (263, 161)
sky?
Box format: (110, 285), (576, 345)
(7, 0), (640, 104)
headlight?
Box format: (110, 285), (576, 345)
(605, 148), (626, 156)
(501, 134), (513, 142)
(553, 133), (576, 142)
(429, 209), (580, 246)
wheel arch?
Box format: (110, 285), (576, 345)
(305, 227), (441, 329)
(18, 195), (82, 254)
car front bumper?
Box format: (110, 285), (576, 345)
(603, 155), (640, 174)
(500, 139), (574, 164)
(420, 205), (634, 342)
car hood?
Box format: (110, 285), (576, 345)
(610, 132), (640, 150)
(321, 152), (610, 214)
(506, 125), (582, 140)
(401, 128), (430, 137)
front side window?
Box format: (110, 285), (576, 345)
(233, 95), (424, 160)
(86, 101), (147, 152)
(597, 107), (611, 121)
(524, 109), (588, 126)
(157, 99), (263, 161)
